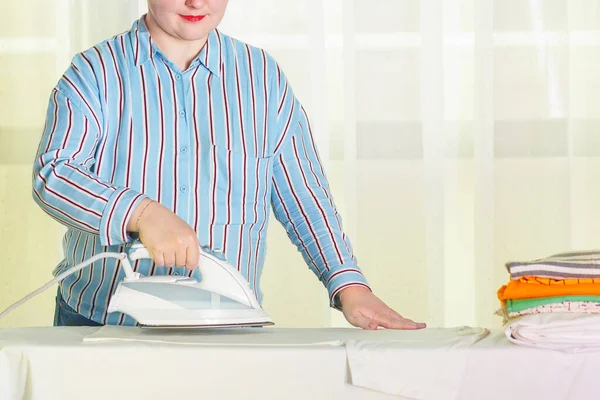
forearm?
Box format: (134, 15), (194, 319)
(33, 157), (148, 245)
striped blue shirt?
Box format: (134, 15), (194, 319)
(32, 16), (369, 325)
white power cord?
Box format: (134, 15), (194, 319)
(0, 252), (136, 322)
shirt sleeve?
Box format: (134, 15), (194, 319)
(270, 67), (371, 309)
(32, 55), (148, 246)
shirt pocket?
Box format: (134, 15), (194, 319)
(207, 143), (273, 226)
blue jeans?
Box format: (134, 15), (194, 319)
(53, 288), (102, 327)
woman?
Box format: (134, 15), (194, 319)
(34, 0), (425, 330)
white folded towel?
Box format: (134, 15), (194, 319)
(506, 313), (600, 353)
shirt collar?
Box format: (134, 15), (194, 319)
(131, 16), (154, 67)
(196, 29), (223, 77)
(130, 16), (222, 76)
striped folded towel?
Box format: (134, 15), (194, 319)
(506, 250), (600, 279)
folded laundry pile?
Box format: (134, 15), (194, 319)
(498, 250), (600, 353)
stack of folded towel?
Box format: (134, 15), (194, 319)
(498, 250), (600, 352)
(498, 250), (600, 318)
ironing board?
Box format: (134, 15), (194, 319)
(1, 327), (599, 400)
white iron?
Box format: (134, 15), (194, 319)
(0, 243), (274, 329)
(108, 243), (274, 328)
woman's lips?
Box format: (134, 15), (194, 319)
(179, 15), (206, 23)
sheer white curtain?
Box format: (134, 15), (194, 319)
(1, 0), (600, 328)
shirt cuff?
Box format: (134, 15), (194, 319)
(325, 265), (371, 310)
(99, 188), (148, 246)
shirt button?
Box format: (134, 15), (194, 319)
(180, 146), (188, 153)
(180, 186), (188, 193)
(179, 110), (185, 117)
(175, 74), (181, 80)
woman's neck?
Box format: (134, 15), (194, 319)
(144, 14), (208, 71)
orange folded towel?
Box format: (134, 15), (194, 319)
(499, 276), (600, 301)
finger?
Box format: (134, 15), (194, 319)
(352, 314), (379, 330)
(150, 249), (165, 267)
(175, 248), (187, 267)
(164, 252), (176, 268)
(375, 314), (424, 330)
(390, 312), (427, 329)
(386, 308), (427, 330)
(186, 245), (200, 270)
